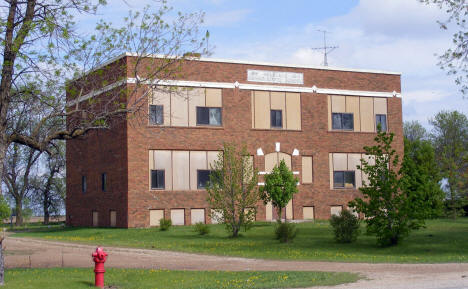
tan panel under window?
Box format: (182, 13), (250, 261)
(243, 207), (256, 222)
(360, 97), (374, 132)
(303, 206), (315, 220)
(243, 156), (254, 183)
(302, 156), (313, 184)
(333, 153), (348, 171)
(286, 92), (301, 130)
(374, 98), (387, 115)
(265, 152), (278, 173)
(190, 151), (207, 190)
(149, 209), (164, 226)
(188, 88), (205, 127)
(110, 211), (116, 227)
(361, 154), (375, 186)
(347, 153), (362, 188)
(92, 211), (98, 227)
(210, 209), (223, 224)
(265, 201), (273, 221)
(154, 150), (172, 190)
(331, 95), (346, 112)
(171, 89), (189, 126)
(254, 91), (270, 129)
(191, 209), (205, 224)
(207, 151), (221, 169)
(278, 152), (291, 169)
(331, 205), (343, 216)
(206, 88), (222, 107)
(152, 88), (171, 126)
(346, 96), (361, 131)
(286, 200), (293, 220)
(172, 151), (190, 190)
(171, 209), (185, 225)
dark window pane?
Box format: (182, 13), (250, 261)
(342, 113), (354, 130)
(149, 105), (163, 125)
(270, 110), (282, 128)
(209, 108), (222, 126)
(82, 176), (87, 193)
(197, 107), (210, 125)
(344, 171), (355, 188)
(376, 114), (387, 131)
(333, 171), (344, 188)
(198, 170), (212, 189)
(101, 173), (107, 192)
(151, 170), (165, 189)
(332, 113), (342, 129)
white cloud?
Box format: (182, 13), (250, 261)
(204, 9), (252, 27)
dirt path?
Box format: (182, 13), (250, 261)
(4, 236), (468, 289)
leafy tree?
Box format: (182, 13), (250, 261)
(430, 110), (468, 217)
(206, 143), (260, 237)
(420, 0), (468, 94)
(260, 160), (298, 223)
(403, 120), (428, 141)
(400, 138), (445, 219)
(350, 129), (434, 247)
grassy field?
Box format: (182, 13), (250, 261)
(12, 218), (468, 263)
(3, 268), (359, 289)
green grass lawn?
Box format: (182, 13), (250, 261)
(12, 218), (468, 263)
(3, 268), (359, 289)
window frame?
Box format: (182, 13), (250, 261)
(375, 114), (387, 132)
(196, 107), (222, 126)
(197, 169), (213, 189)
(150, 169), (165, 190)
(270, 109), (283, 128)
(333, 171), (356, 189)
(149, 104), (164, 125)
(332, 113), (354, 131)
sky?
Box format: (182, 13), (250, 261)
(81, 0), (468, 128)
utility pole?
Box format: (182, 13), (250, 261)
(311, 30), (338, 66)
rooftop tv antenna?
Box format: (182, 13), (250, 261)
(311, 30), (338, 66)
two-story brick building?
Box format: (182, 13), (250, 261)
(66, 53), (403, 228)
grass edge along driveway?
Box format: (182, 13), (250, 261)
(3, 268), (360, 289)
(11, 218), (468, 263)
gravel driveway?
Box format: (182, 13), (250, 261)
(4, 236), (468, 289)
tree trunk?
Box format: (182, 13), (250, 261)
(277, 207), (283, 223)
(43, 191), (49, 225)
(14, 198), (22, 226)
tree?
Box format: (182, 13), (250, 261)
(31, 142), (65, 224)
(400, 138), (444, 219)
(206, 143), (260, 237)
(260, 160), (298, 223)
(403, 120), (427, 141)
(349, 129), (433, 246)
(3, 143), (41, 226)
(420, 0), (468, 94)
(430, 110), (468, 217)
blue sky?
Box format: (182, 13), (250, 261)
(84, 0), (467, 128)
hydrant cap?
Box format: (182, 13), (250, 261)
(92, 247), (108, 261)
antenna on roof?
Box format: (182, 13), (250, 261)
(311, 30), (338, 66)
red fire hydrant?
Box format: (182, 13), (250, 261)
(92, 247), (108, 288)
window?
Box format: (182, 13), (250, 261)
(197, 170), (212, 189)
(81, 176), (87, 193)
(333, 171), (355, 188)
(101, 173), (107, 192)
(332, 113), (354, 130)
(376, 114), (387, 131)
(151, 170), (165, 189)
(270, 110), (282, 128)
(149, 105), (164, 125)
(196, 107), (222, 126)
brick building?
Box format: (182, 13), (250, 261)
(66, 53), (403, 228)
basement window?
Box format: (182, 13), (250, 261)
(151, 170), (165, 189)
(332, 113), (354, 130)
(333, 171), (355, 189)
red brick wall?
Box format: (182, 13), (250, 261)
(67, 56), (403, 227)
